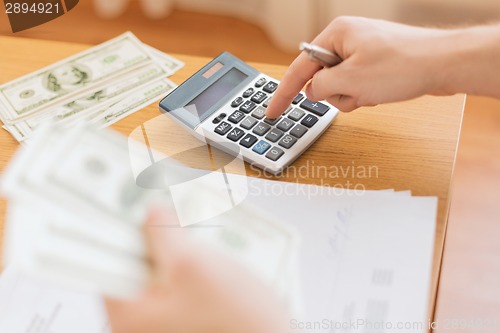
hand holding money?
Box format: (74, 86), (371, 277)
(105, 207), (292, 333)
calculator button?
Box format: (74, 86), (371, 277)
(228, 110), (245, 124)
(300, 114), (319, 128)
(252, 122), (271, 136)
(241, 116), (258, 130)
(283, 105), (293, 115)
(251, 91), (268, 104)
(265, 128), (284, 142)
(252, 140), (271, 155)
(263, 117), (281, 125)
(300, 99), (330, 116)
(290, 124), (308, 138)
(231, 97), (244, 107)
(292, 93), (305, 104)
(240, 133), (258, 148)
(242, 87), (254, 98)
(251, 106), (266, 119)
(239, 100), (257, 113)
(214, 121), (232, 135)
(263, 97), (272, 107)
(277, 118), (294, 132)
(288, 108), (305, 121)
(278, 135), (297, 149)
(254, 77), (267, 87)
(212, 113), (226, 124)
(265, 147), (284, 161)
(227, 128), (245, 142)
(263, 81), (278, 93)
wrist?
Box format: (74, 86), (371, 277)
(436, 25), (500, 97)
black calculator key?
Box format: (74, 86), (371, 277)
(290, 124), (308, 138)
(263, 117), (281, 125)
(263, 81), (278, 93)
(301, 114), (319, 128)
(265, 146), (284, 161)
(255, 77), (267, 87)
(231, 97), (244, 107)
(212, 113), (226, 124)
(265, 128), (284, 142)
(251, 91), (268, 104)
(252, 122), (271, 136)
(300, 99), (330, 116)
(252, 140), (271, 155)
(288, 108), (305, 121)
(239, 100), (257, 113)
(228, 110), (245, 124)
(242, 87), (254, 98)
(240, 133), (258, 148)
(278, 135), (297, 149)
(241, 116), (258, 130)
(292, 93), (304, 104)
(214, 121), (232, 135)
(227, 128), (245, 142)
(251, 106), (266, 119)
(277, 118), (294, 132)
(263, 97), (272, 107)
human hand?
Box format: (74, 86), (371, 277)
(266, 16), (455, 117)
(104, 207), (291, 333)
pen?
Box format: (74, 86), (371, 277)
(299, 42), (343, 68)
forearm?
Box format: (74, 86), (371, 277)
(438, 24), (500, 98)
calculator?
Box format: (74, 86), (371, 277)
(159, 52), (338, 174)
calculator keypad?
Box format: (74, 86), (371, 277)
(213, 76), (331, 163)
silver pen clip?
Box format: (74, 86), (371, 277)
(299, 42), (343, 68)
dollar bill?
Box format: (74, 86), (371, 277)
(0, 32), (158, 123)
(1, 123), (300, 302)
(3, 65), (175, 141)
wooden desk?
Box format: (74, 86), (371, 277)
(0, 36), (465, 317)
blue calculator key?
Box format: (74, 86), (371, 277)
(300, 114), (319, 128)
(263, 81), (278, 93)
(265, 146), (284, 161)
(214, 121), (232, 135)
(240, 133), (258, 148)
(300, 99), (330, 116)
(228, 110), (245, 124)
(227, 128), (245, 142)
(239, 100), (257, 113)
(252, 140), (271, 155)
(292, 93), (304, 104)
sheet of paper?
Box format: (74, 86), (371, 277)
(0, 266), (109, 333)
(241, 177), (437, 332)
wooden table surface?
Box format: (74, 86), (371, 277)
(0, 36), (465, 318)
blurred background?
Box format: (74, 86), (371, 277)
(1, 0), (500, 330)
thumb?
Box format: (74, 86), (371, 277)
(143, 206), (181, 269)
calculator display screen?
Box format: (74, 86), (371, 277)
(187, 68), (247, 117)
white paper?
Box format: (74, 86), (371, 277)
(0, 266), (110, 333)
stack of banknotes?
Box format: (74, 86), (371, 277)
(0, 123), (302, 312)
(0, 32), (183, 143)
